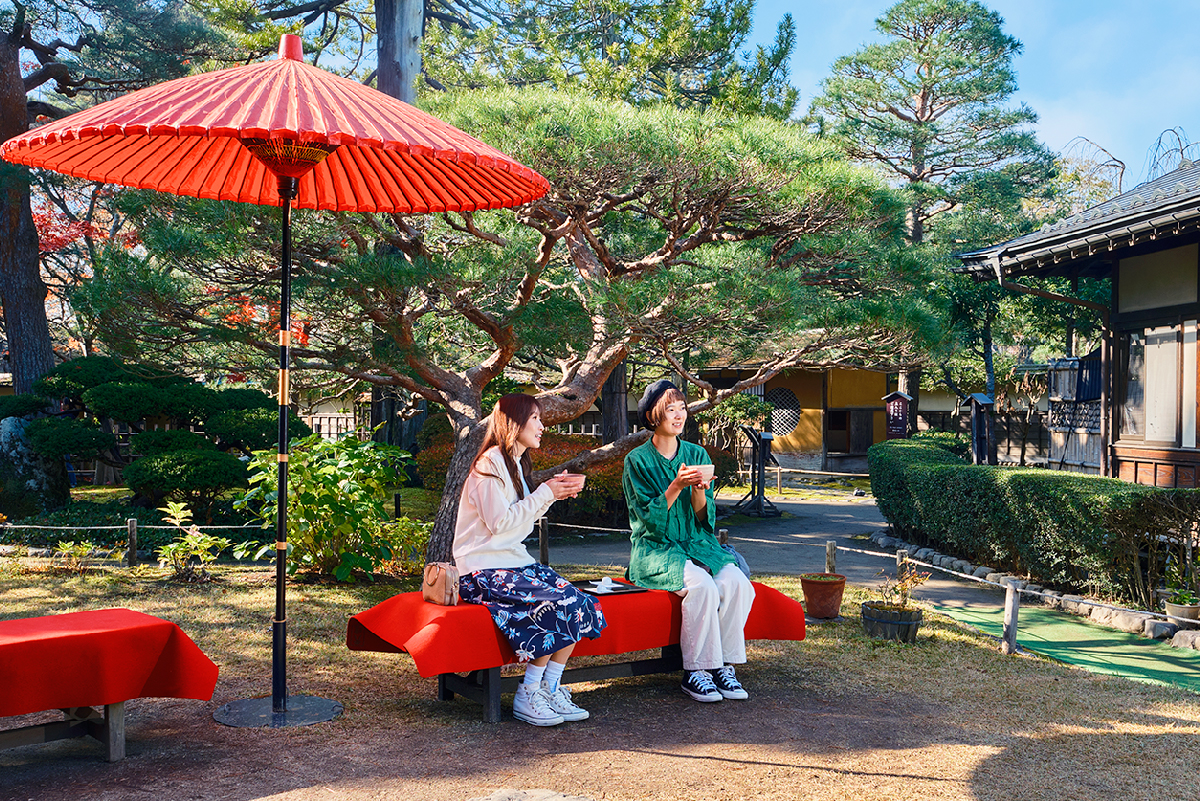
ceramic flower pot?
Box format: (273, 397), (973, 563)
(1164, 600), (1200, 630)
(800, 573), (846, 619)
(861, 602), (923, 643)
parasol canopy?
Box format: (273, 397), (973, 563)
(0, 35), (548, 213)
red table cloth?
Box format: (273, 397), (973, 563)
(347, 581), (805, 677)
(0, 608), (219, 718)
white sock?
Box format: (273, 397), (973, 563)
(522, 663), (546, 691)
(544, 660), (566, 692)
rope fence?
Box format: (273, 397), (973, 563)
(0, 519), (261, 568)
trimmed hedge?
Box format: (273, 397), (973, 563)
(868, 437), (1200, 605)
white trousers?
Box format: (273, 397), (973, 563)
(676, 561), (756, 671)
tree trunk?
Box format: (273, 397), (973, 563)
(0, 416), (69, 515)
(600, 358), (628, 444)
(376, 0), (424, 104)
(0, 25), (55, 394)
(424, 415), (488, 563)
(899, 367), (921, 435)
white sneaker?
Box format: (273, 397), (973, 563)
(542, 681), (589, 721)
(513, 683), (565, 726)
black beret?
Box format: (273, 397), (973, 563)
(637, 379), (681, 429)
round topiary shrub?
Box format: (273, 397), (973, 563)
(205, 407), (312, 454)
(25, 418), (117, 460)
(123, 450), (249, 513)
(130, 429), (216, 456)
(0, 394), (50, 420)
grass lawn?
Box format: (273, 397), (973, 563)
(2, 558), (1198, 799)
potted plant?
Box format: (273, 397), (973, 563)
(800, 572), (847, 619)
(1163, 553), (1200, 629)
(861, 562), (930, 643)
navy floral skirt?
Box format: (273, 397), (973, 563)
(459, 563), (607, 661)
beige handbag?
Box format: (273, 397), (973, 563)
(422, 561), (460, 606)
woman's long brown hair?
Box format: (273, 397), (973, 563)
(472, 394), (541, 499)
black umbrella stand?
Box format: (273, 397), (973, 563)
(213, 174), (343, 728)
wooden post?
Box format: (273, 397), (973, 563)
(776, 466), (782, 495)
(1001, 579), (1020, 655)
(126, 519), (137, 567)
(394, 491), (402, 520)
(103, 702), (125, 762)
(538, 518), (549, 566)
(896, 549), (908, 569)
(718, 528), (729, 546)
(826, 541), (837, 574)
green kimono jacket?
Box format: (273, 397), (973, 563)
(623, 439), (736, 591)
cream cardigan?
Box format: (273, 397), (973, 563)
(452, 446), (556, 573)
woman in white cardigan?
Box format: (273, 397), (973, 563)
(454, 394), (606, 726)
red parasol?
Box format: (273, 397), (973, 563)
(2, 34), (548, 728)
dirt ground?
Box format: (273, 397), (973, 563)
(4, 587), (1200, 801)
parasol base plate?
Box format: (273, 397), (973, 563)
(213, 695), (343, 728)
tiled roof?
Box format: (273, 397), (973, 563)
(957, 160), (1200, 277)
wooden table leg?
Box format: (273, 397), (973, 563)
(102, 702), (125, 762)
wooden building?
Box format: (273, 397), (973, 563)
(700, 366), (890, 472)
(957, 160), (1200, 487)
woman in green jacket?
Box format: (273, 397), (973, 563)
(623, 380), (755, 703)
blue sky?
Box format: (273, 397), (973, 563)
(748, 0), (1200, 188)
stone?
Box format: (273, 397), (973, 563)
(1088, 605), (1113, 625)
(1059, 594), (1086, 615)
(1146, 620), (1179, 639)
(1108, 610), (1152, 634)
(915, 548), (935, 561)
(1024, 584), (1044, 597)
(853, 488), (866, 496)
(973, 566), (994, 579)
(951, 559), (971, 573)
(985, 572), (1007, 585)
(1170, 630), (1200, 651)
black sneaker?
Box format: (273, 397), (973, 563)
(681, 669), (723, 702)
(710, 665), (749, 700)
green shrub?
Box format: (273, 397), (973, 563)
(124, 450), (249, 514)
(237, 433), (410, 580)
(704, 445), (740, 492)
(415, 413), (453, 450)
(159, 383), (225, 423)
(868, 438), (1200, 606)
(215, 387), (276, 411)
(155, 502), (232, 582)
(81, 382), (168, 424)
(206, 407), (312, 454)
(131, 429), (216, 456)
(33, 356), (132, 400)
(25, 418), (117, 460)
(380, 516), (433, 575)
(0, 394), (50, 419)
(909, 430), (971, 459)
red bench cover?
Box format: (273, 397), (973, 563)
(0, 608), (219, 718)
(346, 581), (805, 677)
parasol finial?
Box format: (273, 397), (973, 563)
(279, 34), (304, 62)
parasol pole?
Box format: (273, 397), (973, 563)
(273, 175), (296, 713)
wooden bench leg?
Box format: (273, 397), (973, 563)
(437, 668), (503, 723)
(1, 705), (125, 762)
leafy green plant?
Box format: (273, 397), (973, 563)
(696, 392), (773, 452)
(55, 540), (96, 574)
(154, 502), (232, 582)
(379, 516), (434, 575)
(704, 446), (740, 493)
(32, 356), (133, 401)
(1166, 553), (1200, 605)
(237, 434), (410, 581)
